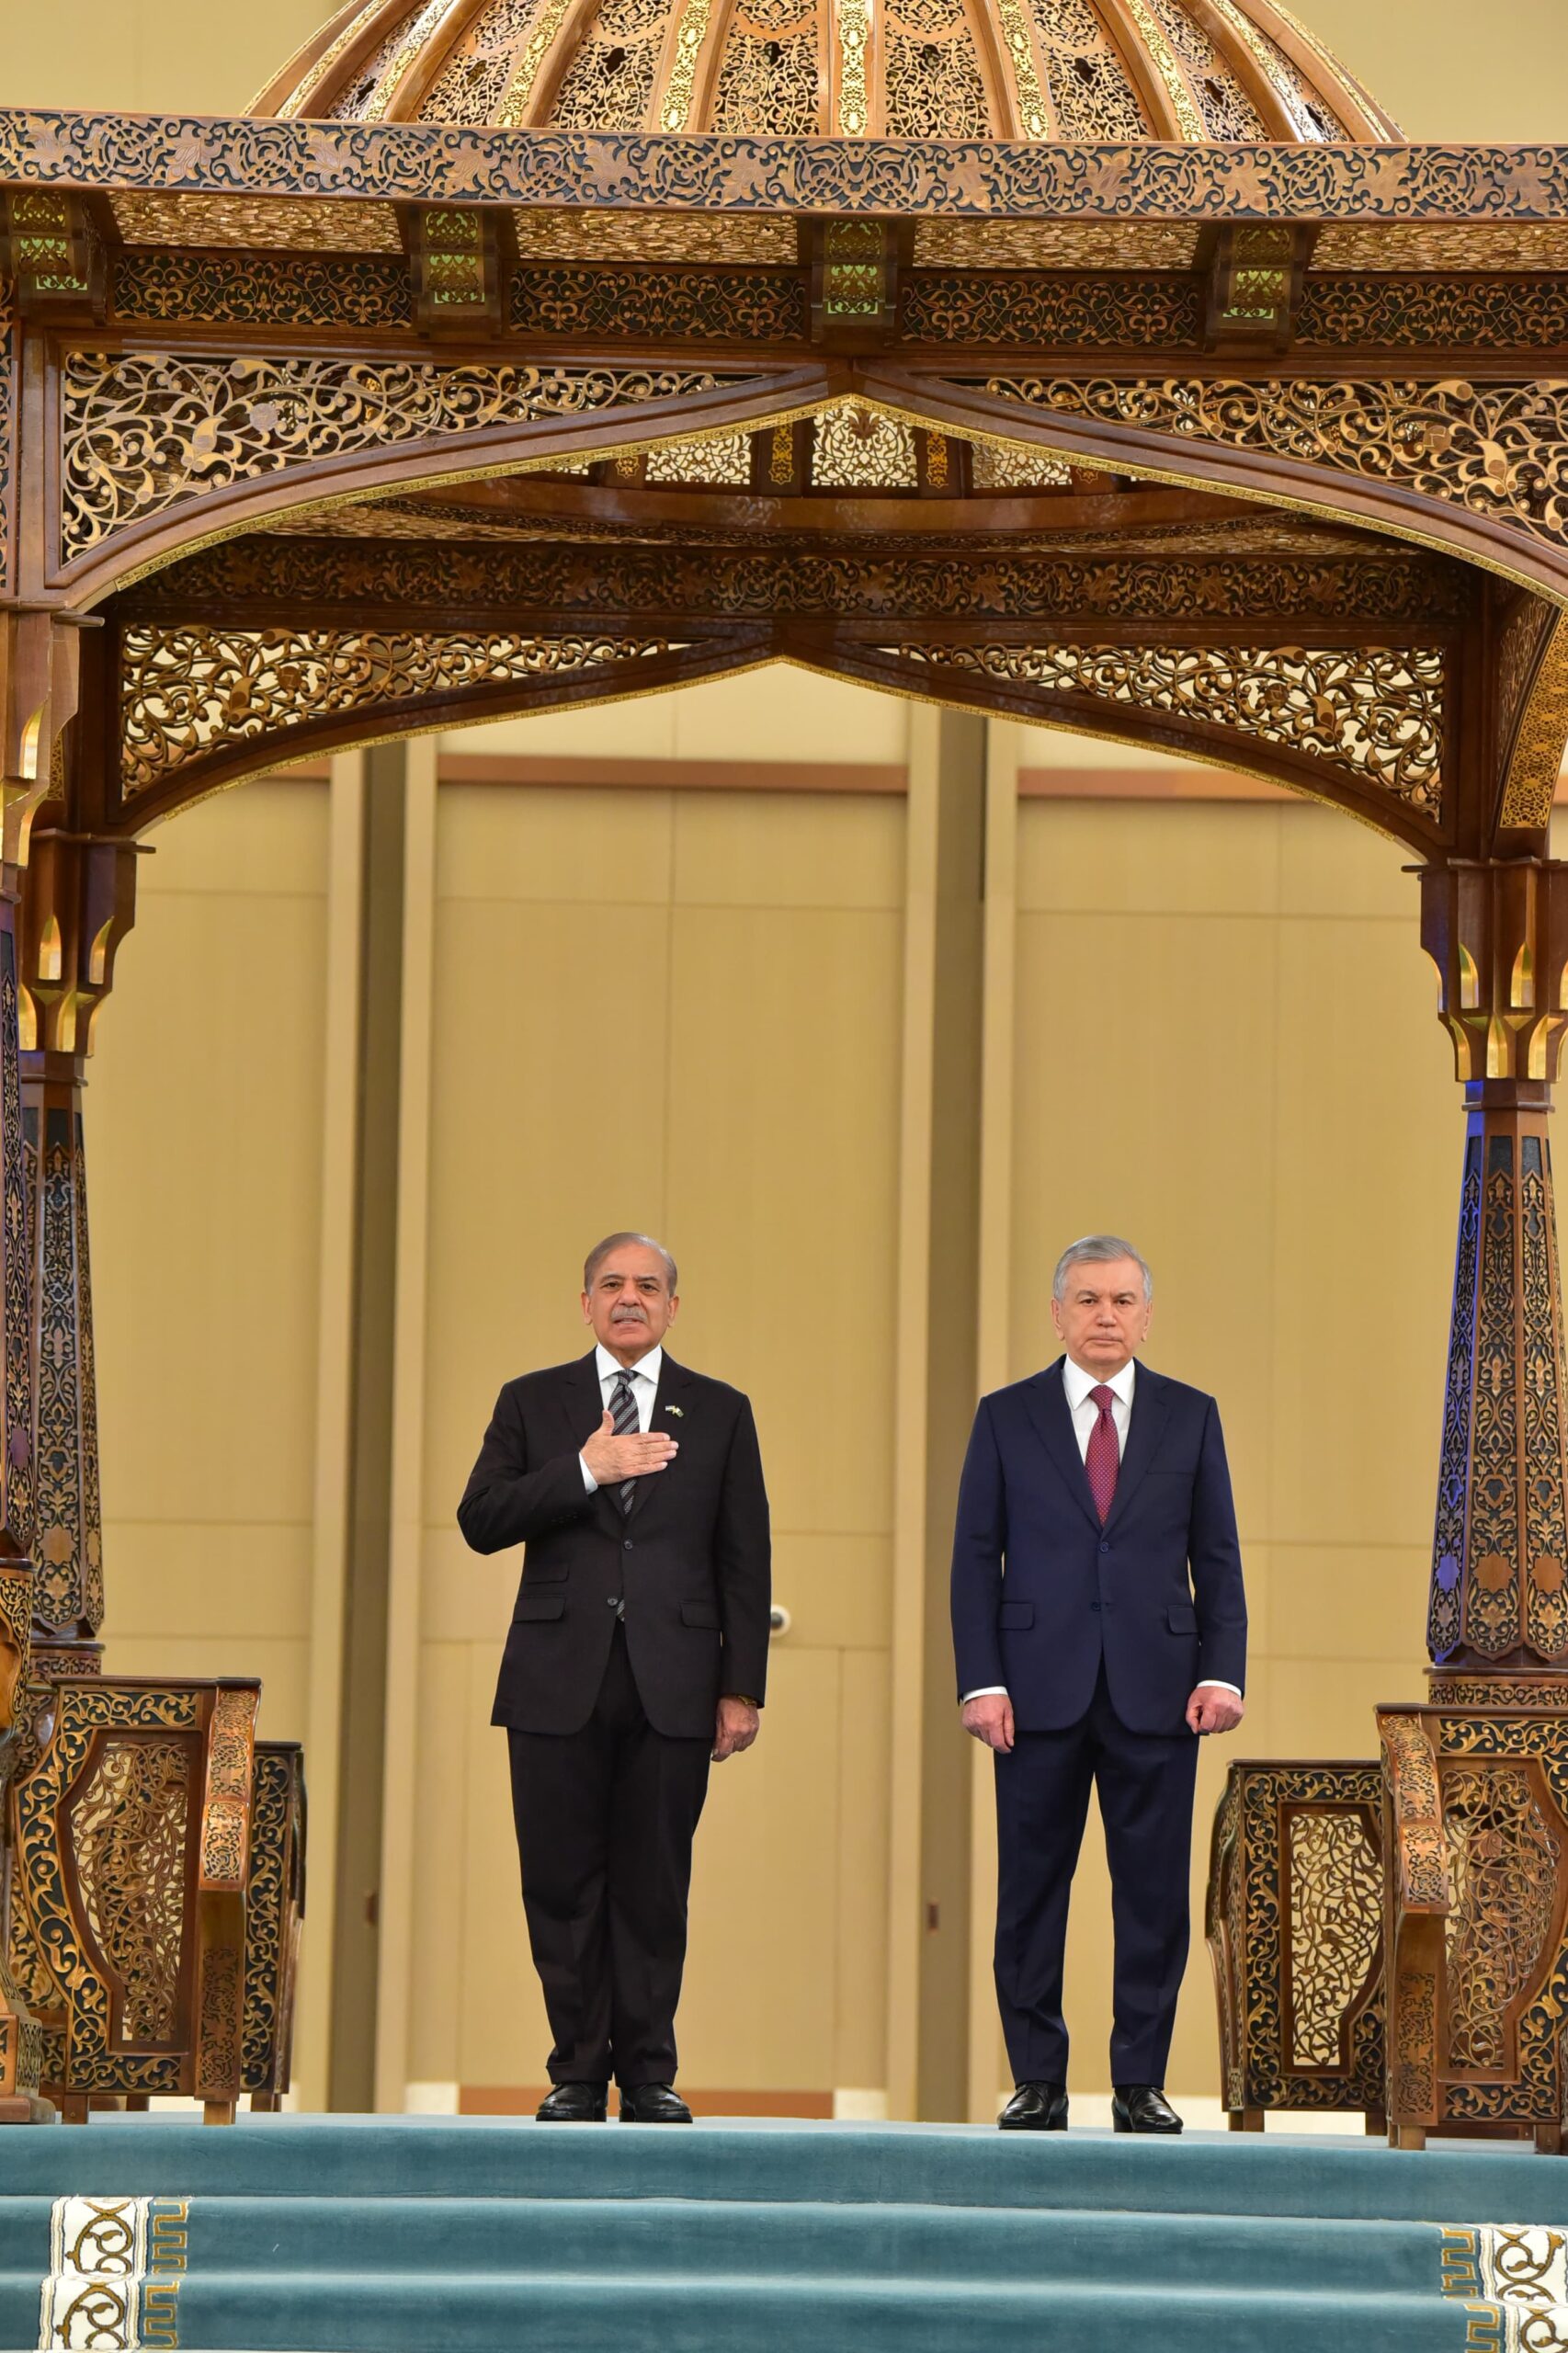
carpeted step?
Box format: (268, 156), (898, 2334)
(1, 2116), (1559, 2225)
(0, 2193), (1453, 2294)
(0, 2267), (1483, 2353)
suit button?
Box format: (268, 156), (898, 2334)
(1090, 1600), (1101, 1612)
(1099, 1542), (1109, 1553)
(623, 1539), (633, 1551)
(607, 1597), (621, 1608)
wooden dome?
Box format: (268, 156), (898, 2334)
(255, 0), (1398, 142)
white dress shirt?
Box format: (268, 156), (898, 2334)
(963, 1355), (1239, 1702)
(579, 1343), (664, 1491)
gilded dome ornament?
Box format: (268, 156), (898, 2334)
(251, 0), (1397, 142)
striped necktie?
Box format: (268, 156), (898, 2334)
(609, 1371), (639, 1515)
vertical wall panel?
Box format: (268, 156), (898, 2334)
(88, 780), (331, 1742)
(422, 783), (904, 2097)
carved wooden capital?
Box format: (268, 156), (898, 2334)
(19, 833), (139, 1064)
(1421, 861), (1568, 1086)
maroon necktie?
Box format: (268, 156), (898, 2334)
(1085, 1384), (1119, 1522)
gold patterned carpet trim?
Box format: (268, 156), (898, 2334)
(39, 2198), (185, 2350)
(1442, 2223), (1568, 2350)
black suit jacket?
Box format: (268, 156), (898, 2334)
(950, 1359), (1246, 1735)
(457, 1352), (771, 1738)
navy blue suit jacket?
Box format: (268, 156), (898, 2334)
(949, 1359), (1246, 1735)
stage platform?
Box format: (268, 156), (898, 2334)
(2, 2114), (1560, 2350)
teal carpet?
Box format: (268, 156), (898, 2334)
(3, 2115), (1562, 2350)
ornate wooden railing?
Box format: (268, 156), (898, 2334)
(1206, 1758), (1386, 2132)
(6, 1676), (303, 2122)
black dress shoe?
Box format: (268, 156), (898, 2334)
(619, 2082), (693, 2124)
(1111, 2084), (1183, 2134)
(998, 2082), (1068, 2131)
(536, 2081), (608, 2122)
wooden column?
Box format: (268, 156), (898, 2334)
(17, 829), (138, 1672)
(1420, 859), (1568, 1689)
(887, 706), (986, 2121)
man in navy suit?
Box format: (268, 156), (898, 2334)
(950, 1234), (1246, 2135)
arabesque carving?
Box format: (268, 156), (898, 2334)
(119, 626), (692, 796)
(71, 1737), (190, 2043)
(976, 373), (1568, 559)
(61, 350), (742, 560)
(1443, 1763), (1560, 2074)
(1286, 1808), (1382, 2069)
(1501, 617), (1568, 835)
(881, 640), (1446, 812)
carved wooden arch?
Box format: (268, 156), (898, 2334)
(53, 348), (1568, 621)
(53, 363), (838, 611)
(863, 367), (1568, 610)
(87, 608), (1450, 855)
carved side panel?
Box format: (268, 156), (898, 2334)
(1431, 1134), (1482, 1661)
(1470, 1136), (1524, 1656)
(28, 1103), (103, 1642)
(1443, 1761), (1560, 2075)
(1284, 1805), (1382, 2071)
(15, 1682), (201, 2094)
(242, 1745), (303, 2096)
(0, 915), (32, 1568)
(70, 1735), (191, 2044)
(1205, 1761), (1383, 2115)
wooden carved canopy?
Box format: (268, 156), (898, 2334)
(0, 0), (1563, 869)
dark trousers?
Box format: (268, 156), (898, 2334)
(994, 1665), (1199, 2087)
(506, 1623), (711, 2088)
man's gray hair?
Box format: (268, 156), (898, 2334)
(1052, 1234), (1153, 1303)
(583, 1232), (679, 1293)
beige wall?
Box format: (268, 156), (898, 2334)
(413, 773), (905, 2095)
(87, 779), (330, 1744)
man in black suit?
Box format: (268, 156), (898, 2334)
(950, 1234), (1246, 2136)
(459, 1232), (770, 2123)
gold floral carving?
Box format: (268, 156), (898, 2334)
(1381, 1713), (1450, 1911)
(108, 192), (402, 253)
(1120, 0), (1203, 140)
(1443, 1763), (1561, 2073)
(120, 626), (690, 795)
(835, 0), (872, 132)
(200, 1686), (256, 1889)
(980, 373), (1568, 559)
(660, 0), (716, 128)
(512, 209), (798, 264)
(61, 350), (729, 559)
(1286, 1808), (1382, 2070)
(883, 641), (1445, 811)
(812, 403), (918, 489)
(913, 222), (1200, 270)
(273, 0), (388, 113)
(1393, 1967), (1437, 2117)
(364, 0), (461, 114)
(645, 428), (752, 485)
(970, 438), (1071, 490)
(1314, 225), (1568, 275)
(991, 0), (1050, 136)
(1502, 617), (1568, 834)
(496, 0), (581, 123)
(72, 1737), (191, 2044)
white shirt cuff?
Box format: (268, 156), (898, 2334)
(579, 1452), (598, 1495)
(1197, 1680), (1242, 1697)
(961, 1687), (1009, 1701)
